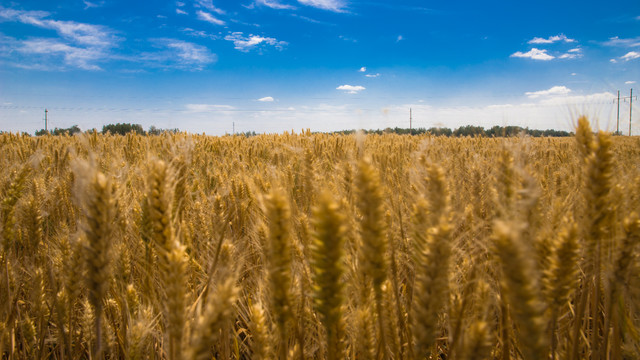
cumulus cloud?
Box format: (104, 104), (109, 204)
(197, 10), (225, 25)
(621, 51), (640, 61)
(224, 32), (287, 52)
(525, 86), (571, 99)
(337, 85), (365, 94)
(528, 34), (575, 44)
(297, 0), (346, 12)
(359, 66), (366, 72)
(258, 96), (275, 102)
(511, 48), (555, 60)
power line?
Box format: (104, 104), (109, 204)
(621, 88), (637, 136)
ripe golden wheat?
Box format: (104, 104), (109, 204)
(1, 117), (640, 359)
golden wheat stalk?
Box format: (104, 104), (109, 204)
(310, 190), (347, 360)
(82, 170), (115, 358)
(265, 188), (293, 359)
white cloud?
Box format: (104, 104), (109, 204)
(166, 40), (216, 64)
(603, 36), (640, 47)
(337, 85), (365, 94)
(224, 32), (287, 52)
(525, 86), (571, 99)
(621, 51), (640, 61)
(195, 0), (226, 15)
(339, 35), (357, 42)
(185, 104), (235, 112)
(83, 1), (105, 9)
(626, 81), (636, 84)
(297, 0), (346, 12)
(0, 8), (118, 70)
(610, 58), (617, 63)
(559, 48), (582, 59)
(396, 35), (403, 42)
(511, 48), (555, 61)
(365, 73), (380, 78)
(258, 96), (275, 102)
(528, 34), (575, 44)
(359, 66), (366, 72)
(571, 72), (577, 76)
(140, 39), (217, 70)
(181, 28), (219, 40)
(176, 8), (188, 15)
(197, 10), (225, 25)
(0, 8), (116, 47)
(256, 0), (296, 9)
(18, 38), (103, 70)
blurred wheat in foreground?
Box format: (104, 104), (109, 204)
(1, 117), (640, 359)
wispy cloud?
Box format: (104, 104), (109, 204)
(177, 8), (188, 15)
(197, 10), (225, 25)
(166, 40), (216, 64)
(17, 38), (104, 70)
(511, 48), (555, 60)
(621, 51), (640, 61)
(83, 1), (105, 10)
(396, 35), (404, 42)
(528, 34), (575, 44)
(224, 32), (287, 52)
(525, 86), (571, 99)
(337, 85), (365, 94)
(195, 0), (226, 15)
(626, 80), (636, 84)
(0, 7), (117, 47)
(559, 48), (582, 59)
(255, 0), (296, 10)
(141, 39), (217, 70)
(258, 96), (275, 102)
(297, 0), (346, 12)
(0, 7), (117, 70)
(365, 73), (380, 78)
(186, 104), (235, 112)
(603, 36), (640, 47)
(181, 28), (219, 40)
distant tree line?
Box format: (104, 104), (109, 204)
(31, 123), (572, 137)
(35, 125), (82, 136)
(34, 123), (179, 136)
(334, 125), (572, 137)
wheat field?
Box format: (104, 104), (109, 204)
(1, 117), (639, 359)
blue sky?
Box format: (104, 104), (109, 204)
(0, 0), (639, 135)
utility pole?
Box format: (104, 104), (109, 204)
(409, 108), (412, 135)
(233, 122), (235, 135)
(630, 89), (634, 136)
(623, 89), (637, 136)
(44, 109), (48, 132)
(616, 90), (620, 135)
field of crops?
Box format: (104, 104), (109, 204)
(1, 117), (639, 359)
